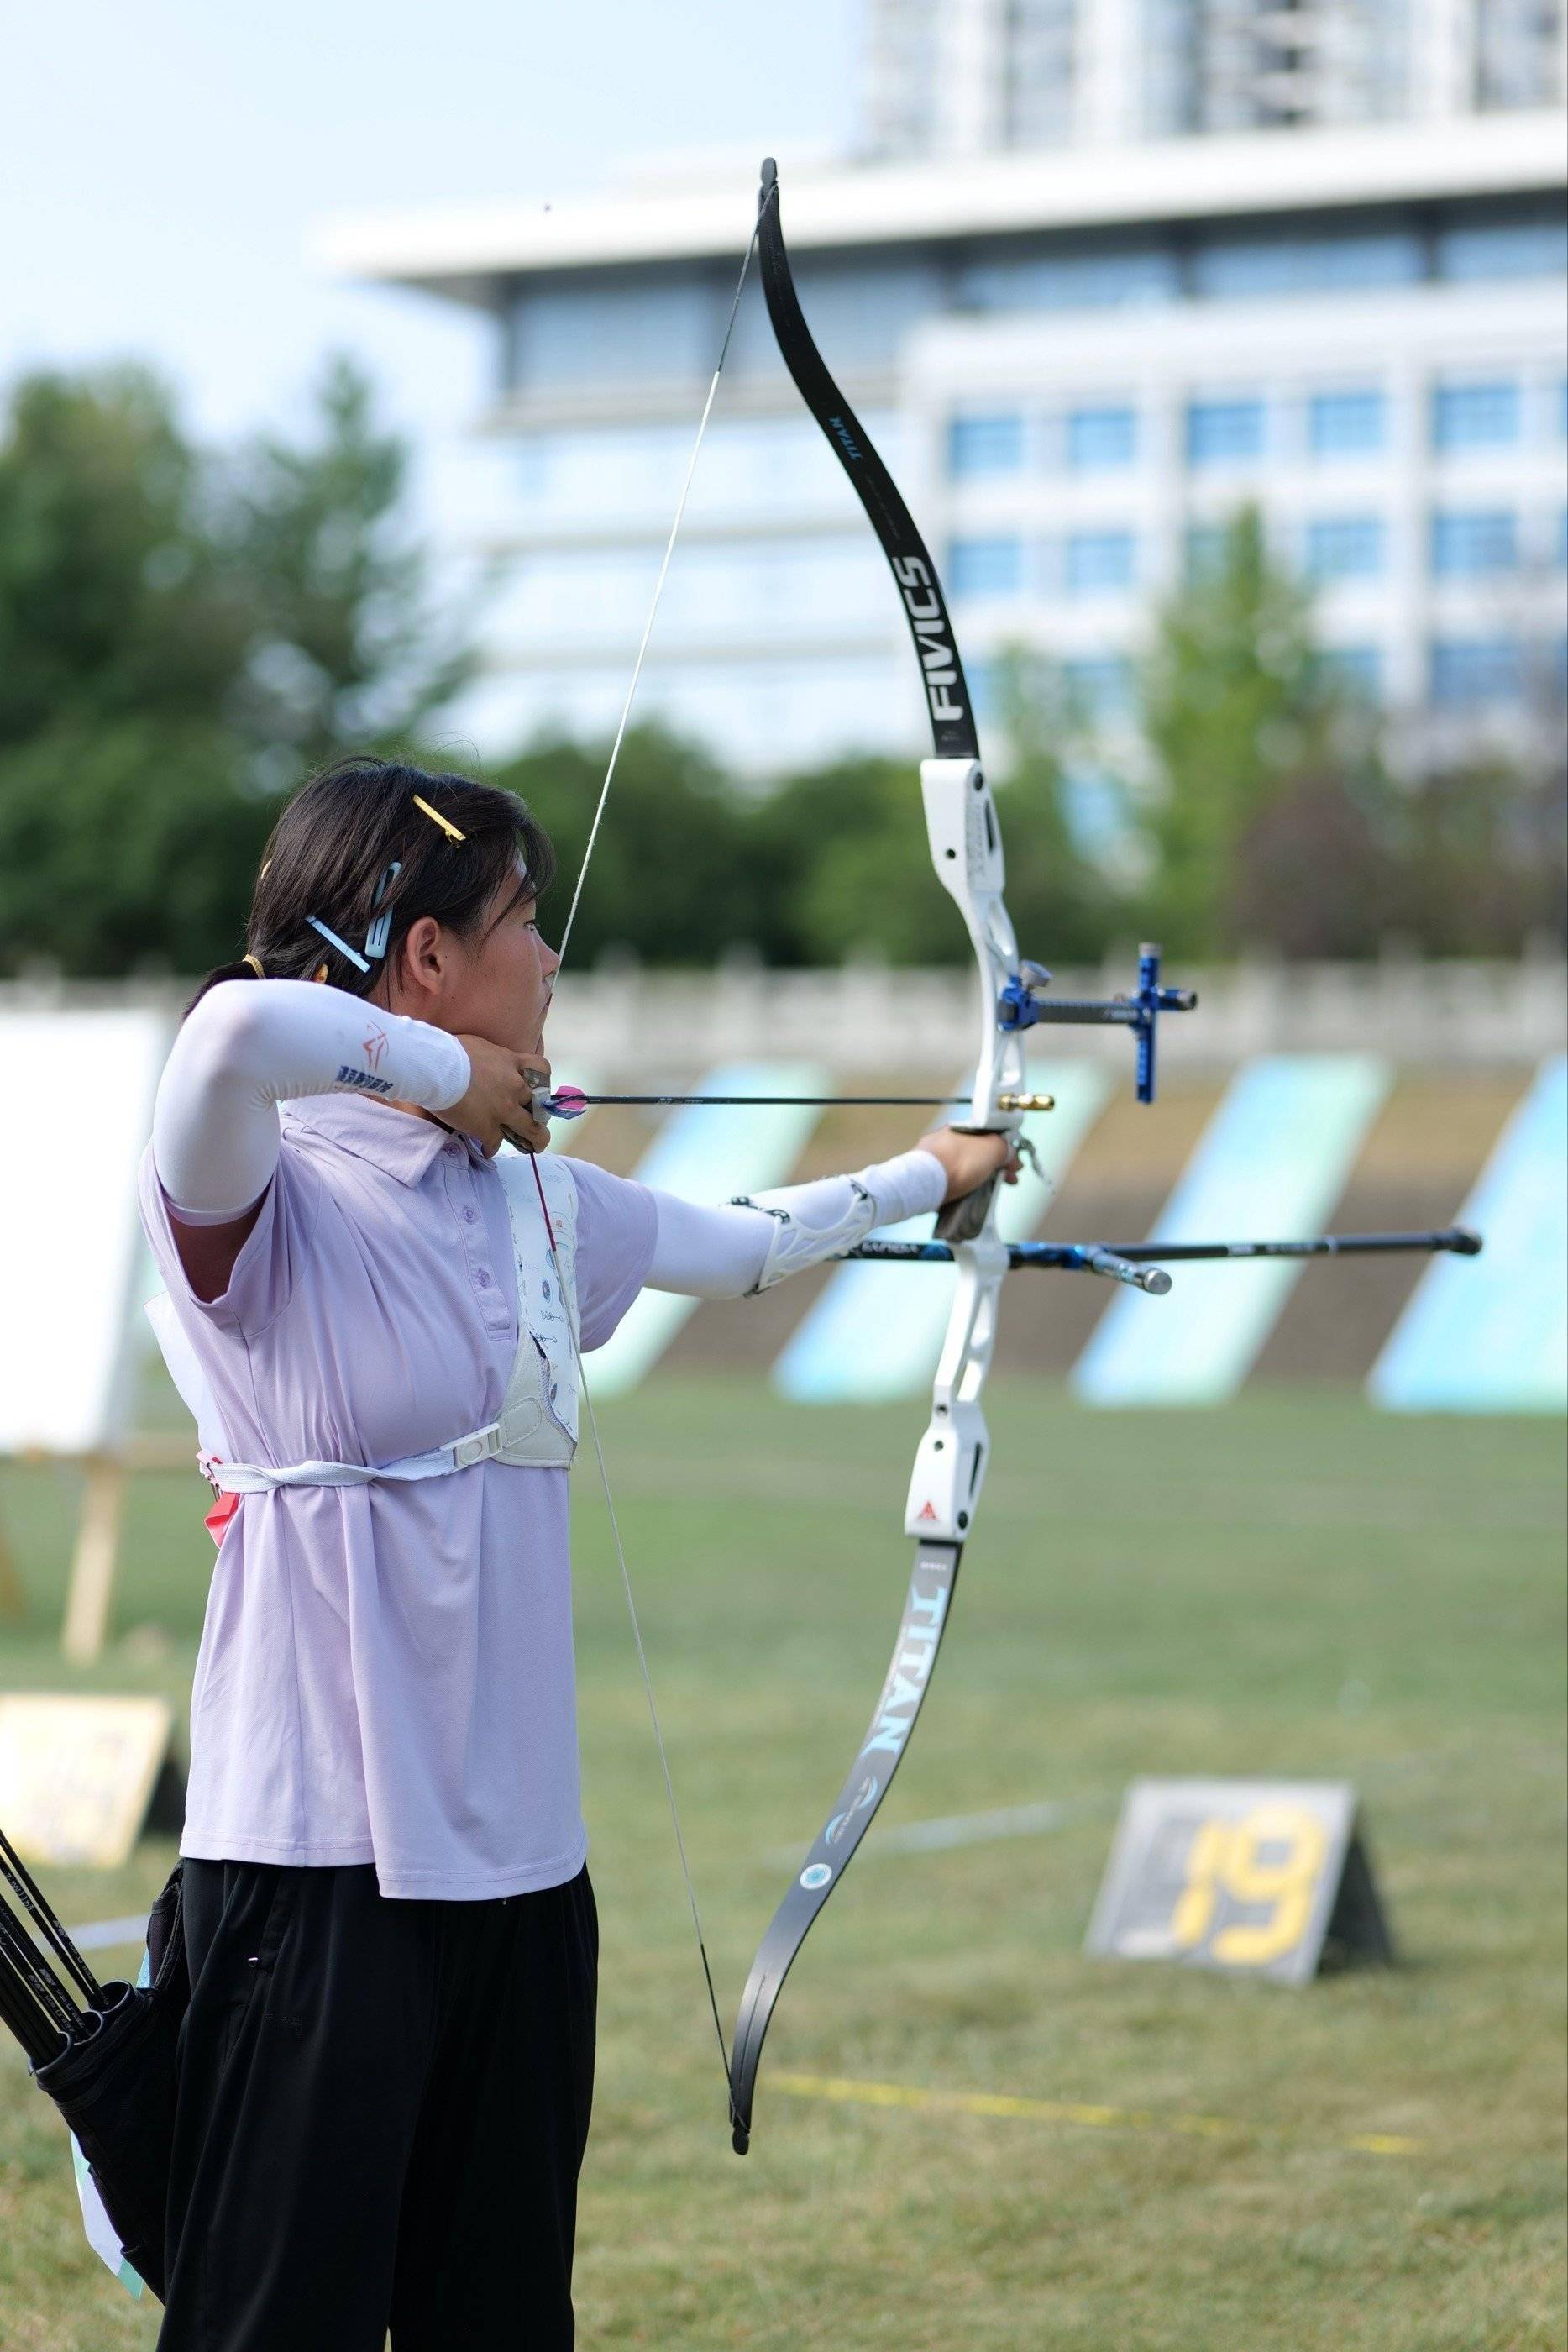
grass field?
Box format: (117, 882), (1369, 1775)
(0, 1378), (1563, 2350)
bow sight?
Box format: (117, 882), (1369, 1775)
(998, 946), (1198, 1103)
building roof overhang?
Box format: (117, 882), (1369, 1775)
(313, 112), (1568, 307)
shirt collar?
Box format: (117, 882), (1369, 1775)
(282, 1093), (487, 1187)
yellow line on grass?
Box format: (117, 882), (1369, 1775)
(768, 2072), (1422, 2158)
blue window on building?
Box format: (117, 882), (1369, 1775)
(959, 248), (1179, 314)
(1431, 509), (1518, 576)
(1437, 220), (1568, 281)
(948, 536), (1024, 599)
(1062, 656), (1135, 722)
(1184, 524), (1229, 580)
(1067, 406), (1138, 470)
(968, 659), (1000, 727)
(1194, 232), (1420, 299)
(1187, 398), (1266, 465)
(1430, 636), (1523, 706)
(1305, 517), (1386, 580)
(1433, 381), (1521, 451)
(948, 413), (1025, 477)
(1316, 646), (1383, 699)
(1308, 391), (1386, 456)
(1064, 531), (1137, 595)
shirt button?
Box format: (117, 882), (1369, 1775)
(463, 1209), (478, 1226)
(476, 1269), (491, 1289)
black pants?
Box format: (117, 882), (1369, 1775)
(155, 1860), (597, 2352)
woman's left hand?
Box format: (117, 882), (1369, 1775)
(916, 1126), (1023, 1206)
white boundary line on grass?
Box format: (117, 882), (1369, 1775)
(765, 1795), (1109, 1869)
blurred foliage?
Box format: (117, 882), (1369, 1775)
(1136, 507), (1377, 958)
(0, 366), (250, 748)
(0, 719), (262, 976)
(491, 728), (763, 967)
(0, 378), (1560, 980)
(1386, 758), (1566, 957)
(0, 357), (467, 975)
(1133, 507), (1565, 960)
(226, 355), (477, 780)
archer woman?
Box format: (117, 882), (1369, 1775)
(139, 754), (1015, 2351)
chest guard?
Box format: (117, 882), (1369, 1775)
(147, 1152), (582, 1492)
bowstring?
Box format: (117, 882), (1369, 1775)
(527, 1154), (732, 2090)
(536, 194), (770, 2104)
(553, 197), (770, 972)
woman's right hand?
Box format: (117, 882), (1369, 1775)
(448, 1037), (553, 1157)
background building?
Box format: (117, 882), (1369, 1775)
(324, 0), (1568, 774)
(863, 0), (1568, 153)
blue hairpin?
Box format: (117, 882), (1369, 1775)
(306, 916), (370, 974)
(364, 862), (402, 962)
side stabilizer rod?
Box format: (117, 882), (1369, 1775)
(843, 1227), (1482, 1286)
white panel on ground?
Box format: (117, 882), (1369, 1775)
(0, 1009), (172, 1453)
(772, 1062), (1112, 1404)
(1072, 1054), (1392, 1407)
(583, 1061), (829, 1398)
(1369, 1055), (1566, 1414)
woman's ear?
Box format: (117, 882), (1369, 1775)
(391, 916), (447, 1010)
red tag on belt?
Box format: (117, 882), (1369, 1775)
(203, 1480), (241, 1545)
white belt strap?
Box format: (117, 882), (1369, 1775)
(200, 1398), (547, 1493)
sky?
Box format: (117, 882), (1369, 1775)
(2, 0), (857, 453)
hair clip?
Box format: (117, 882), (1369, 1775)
(412, 793), (465, 843)
(306, 916), (370, 974)
(363, 860), (402, 960)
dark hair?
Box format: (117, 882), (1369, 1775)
(186, 756), (556, 1017)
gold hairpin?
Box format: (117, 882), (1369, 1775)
(412, 794), (465, 843)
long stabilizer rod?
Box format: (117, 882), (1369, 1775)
(844, 1226), (1482, 1296)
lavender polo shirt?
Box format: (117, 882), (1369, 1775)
(138, 1095), (656, 1901)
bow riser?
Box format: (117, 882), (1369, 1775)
(904, 1235), (1007, 1543)
(921, 758), (1029, 1133)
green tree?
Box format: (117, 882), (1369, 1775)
(1138, 507), (1360, 957)
(0, 718), (267, 975)
(0, 359), (482, 976)
(1391, 758), (1566, 954)
(749, 656), (1119, 967)
(987, 650), (1127, 966)
(0, 365), (249, 747)
(225, 355), (476, 777)
(493, 723), (762, 966)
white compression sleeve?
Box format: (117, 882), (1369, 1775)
(152, 980), (472, 1219)
(647, 1149), (946, 1299)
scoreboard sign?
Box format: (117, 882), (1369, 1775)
(1085, 1777), (1392, 1987)
(0, 1695), (181, 1870)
